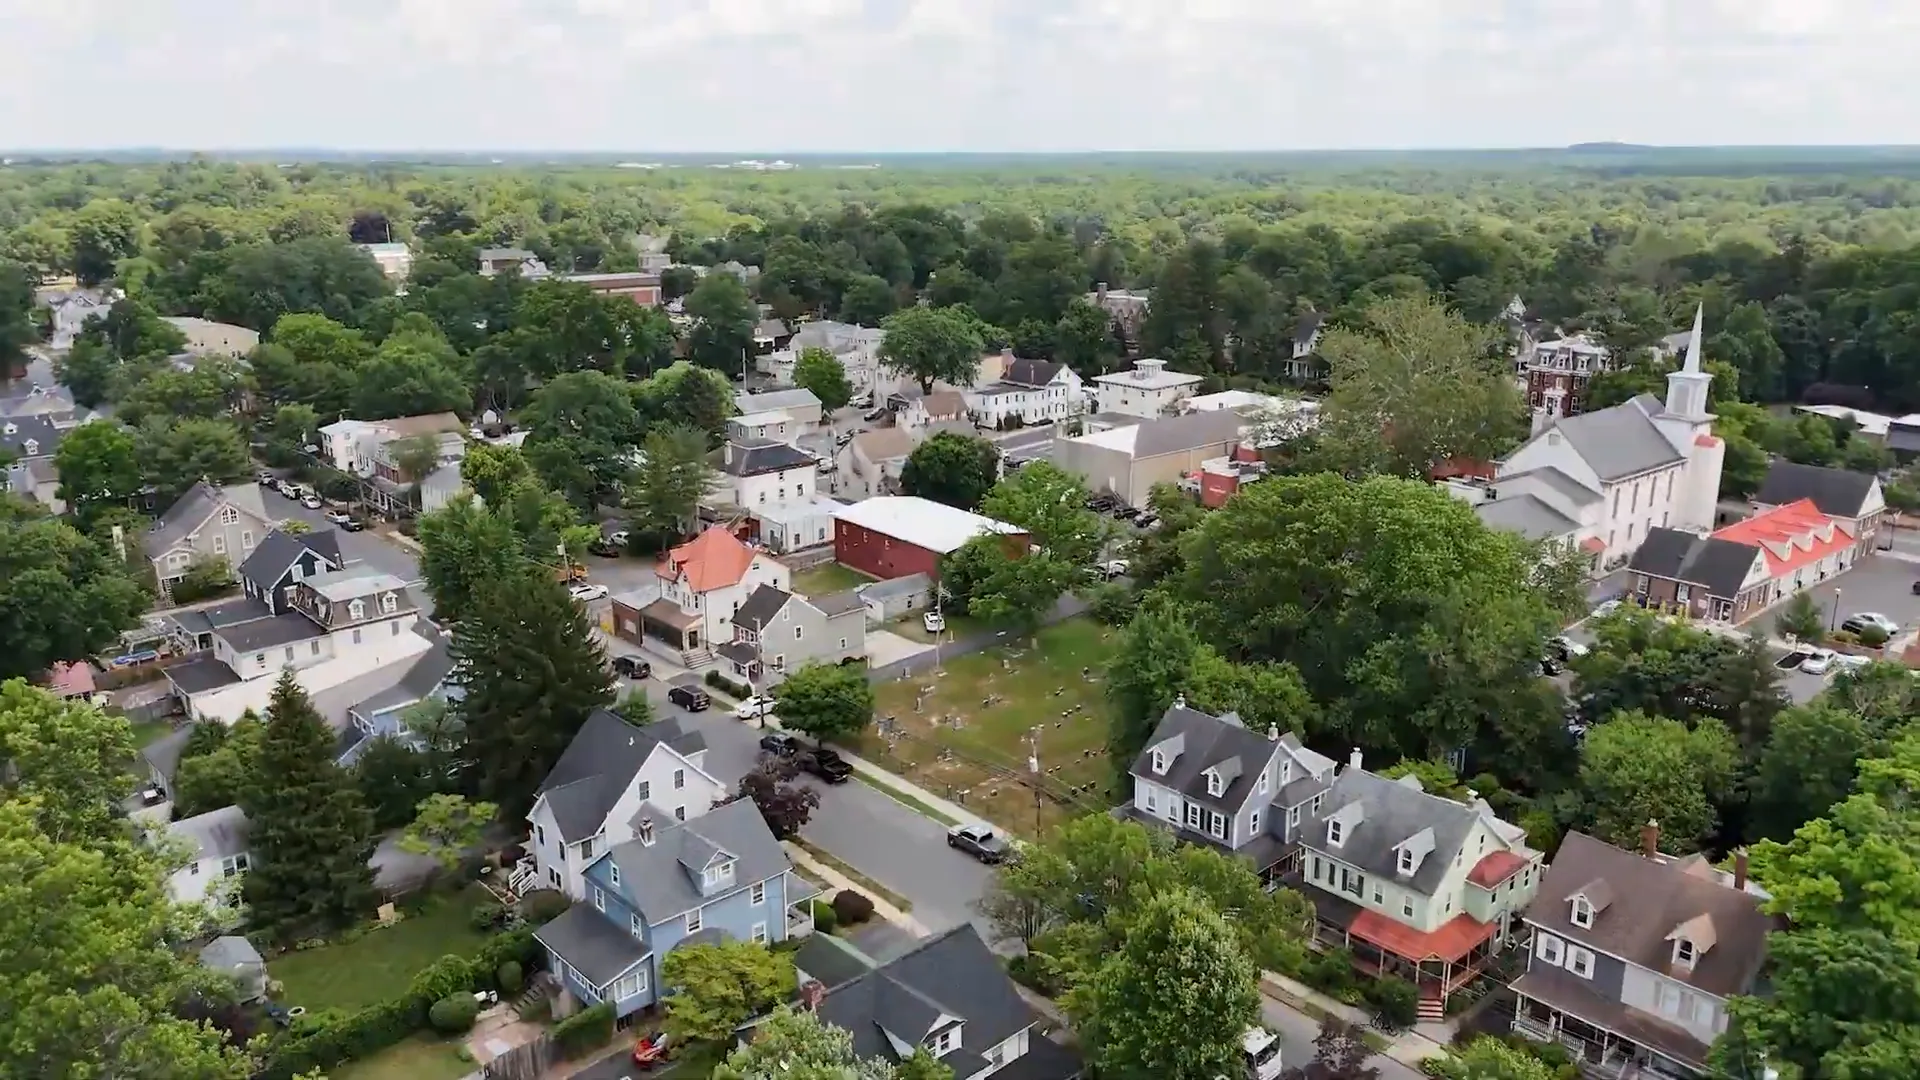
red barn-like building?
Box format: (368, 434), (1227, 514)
(830, 496), (1028, 581)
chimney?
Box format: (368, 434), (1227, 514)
(1640, 819), (1660, 858)
(1096, 282), (1109, 303)
(1733, 847), (1749, 891)
(1348, 747), (1363, 772)
(1267, 725), (1279, 742)
(1171, 692), (1186, 710)
(799, 979), (826, 1012)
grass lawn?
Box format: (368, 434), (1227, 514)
(127, 718), (175, 750)
(789, 563), (873, 597)
(865, 617), (1118, 839)
(329, 1035), (471, 1080)
(890, 611), (988, 645)
(267, 887), (492, 1013)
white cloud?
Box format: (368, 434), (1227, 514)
(0, 0), (1915, 150)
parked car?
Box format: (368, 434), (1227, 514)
(801, 746), (854, 784)
(1590, 599), (1623, 619)
(733, 695), (779, 721)
(1539, 654), (1564, 676)
(863, 407), (889, 423)
(325, 510), (353, 526)
(338, 517), (367, 532)
(1113, 505), (1141, 521)
(1133, 513), (1159, 529)
(667, 685), (710, 711)
(300, 495), (323, 510)
(835, 431), (855, 448)
(1846, 612), (1900, 637)
(1085, 493), (1119, 512)
(1548, 635), (1589, 662)
(611, 655), (652, 680)
(923, 611), (946, 634)
(947, 823), (1012, 864)
(588, 536), (624, 557)
(1800, 647), (1839, 675)
(1832, 652), (1874, 673)
(759, 731), (801, 756)
(1100, 559), (1129, 580)
(568, 583), (610, 603)
(1775, 650), (1811, 671)
(1911, 579), (1920, 596)
(255, 471), (276, 486)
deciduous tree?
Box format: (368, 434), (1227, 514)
(54, 419), (144, 517)
(714, 1006), (895, 1080)
(0, 681), (135, 844)
(771, 662), (874, 744)
(1576, 710), (1738, 854)
(881, 306), (984, 394)
(980, 460), (1108, 569)
(722, 755), (822, 839)
(399, 792), (497, 870)
(1425, 1037), (1558, 1080)
(900, 431), (1000, 510)
(0, 496), (149, 682)
(940, 534), (1072, 632)
(623, 423), (715, 549)
(685, 272), (760, 373)
(792, 346), (854, 411)
(661, 940), (796, 1044)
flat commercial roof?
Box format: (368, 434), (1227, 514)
(831, 496), (1024, 554)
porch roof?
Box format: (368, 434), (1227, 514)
(639, 598), (701, 628)
(1513, 965), (1711, 1068)
(1349, 909), (1495, 964)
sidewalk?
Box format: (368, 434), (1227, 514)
(1258, 971), (1452, 1071)
(783, 840), (931, 937)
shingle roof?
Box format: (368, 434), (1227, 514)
(351, 638), (455, 717)
(1525, 832), (1772, 999)
(793, 932), (878, 989)
(162, 656), (243, 695)
(1497, 465), (1602, 505)
(658, 526), (758, 593)
(1130, 704), (1284, 814)
(170, 804), (250, 861)
(601, 798), (791, 925)
(144, 481), (269, 559)
(217, 612), (328, 653)
(1476, 494), (1581, 541)
(237, 529), (342, 593)
(1294, 311), (1327, 346)
(1627, 527), (1761, 600)
(1299, 770), (1484, 897)
(736, 388), (820, 414)
(722, 438), (816, 477)
(1753, 460), (1880, 519)
(733, 585), (792, 629)
(535, 710), (705, 842)
(810, 589), (866, 617)
(1000, 356), (1066, 388)
(0, 413), (66, 459)
(857, 573), (930, 601)
(716, 640), (760, 666)
(814, 925), (1040, 1065)
(1542, 395), (1686, 482)
(533, 904), (650, 989)
(851, 428), (914, 463)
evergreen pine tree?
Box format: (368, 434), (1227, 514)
(240, 671), (377, 936)
(451, 572), (615, 817)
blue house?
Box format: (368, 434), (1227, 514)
(334, 636), (458, 765)
(533, 797), (822, 1020)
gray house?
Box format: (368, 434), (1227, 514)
(717, 585), (866, 686)
(143, 481), (279, 598)
(856, 573), (933, 624)
(238, 528), (344, 614)
(1, 413), (71, 512)
(1512, 830), (1774, 1079)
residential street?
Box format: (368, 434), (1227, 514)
(1257, 997), (1428, 1080)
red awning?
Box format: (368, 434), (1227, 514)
(1349, 910), (1495, 964)
(1468, 850), (1528, 889)
(1580, 537), (1606, 554)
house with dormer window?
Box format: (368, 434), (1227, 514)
(1292, 755), (1543, 1020)
(1116, 700), (1338, 884)
(143, 481), (280, 599)
(1511, 829), (1774, 1079)
(515, 708), (727, 900)
(532, 797), (822, 1021)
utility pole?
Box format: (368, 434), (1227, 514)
(1028, 724), (1044, 837)
(751, 616), (767, 727)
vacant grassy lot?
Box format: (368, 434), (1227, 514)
(866, 617), (1118, 839)
(789, 563), (873, 597)
(266, 887), (492, 1012)
(330, 1035), (471, 1080)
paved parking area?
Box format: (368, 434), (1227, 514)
(1798, 555), (1920, 639)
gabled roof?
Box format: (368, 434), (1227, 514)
(736, 388), (820, 414)
(169, 804), (250, 861)
(1301, 769), (1496, 897)
(813, 925), (1044, 1066)
(811, 589), (867, 618)
(1753, 461), (1880, 519)
(143, 481), (270, 559)
(1129, 704), (1288, 813)
(1067, 409), (1243, 459)
(850, 428), (914, 464)
(216, 612), (328, 653)
(1535, 395), (1687, 482)
(919, 390), (968, 418)
(535, 709), (708, 842)
(351, 638), (455, 717)
(733, 584), (793, 629)
(1712, 499), (1855, 577)
(1627, 527), (1763, 599)
(601, 798), (791, 924)
(721, 438), (816, 477)
(830, 496), (1025, 555)
(1525, 832), (1772, 998)
(658, 526), (758, 592)
(1293, 311), (1326, 346)
(999, 356), (1067, 388)
(0, 413), (66, 459)
(533, 904), (651, 989)
(237, 528), (343, 594)
(1475, 494), (1581, 542)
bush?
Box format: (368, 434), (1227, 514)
(552, 1002), (615, 1058)
(1085, 580), (1139, 626)
(172, 556), (239, 603)
(1858, 623), (1891, 648)
(810, 898), (839, 933)
(469, 902), (507, 931)
(1362, 977), (1419, 1029)
(831, 889), (876, 926)
(705, 670), (751, 697)
(428, 994), (480, 1034)
(520, 890), (572, 923)
(496, 960), (524, 995)
(1830, 629), (1860, 646)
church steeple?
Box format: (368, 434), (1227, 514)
(1664, 304), (1713, 421)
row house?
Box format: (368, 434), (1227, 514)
(1627, 497), (1859, 625)
(962, 355), (1085, 428)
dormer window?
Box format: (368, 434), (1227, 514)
(1150, 750), (1166, 774)
(380, 592), (398, 614)
(1572, 896), (1594, 929)
(21, 439), (36, 455)
(1327, 819), (1345, 846)
(926, 1023), (961, 1056)
(703, 859), (735, 888)
(1674, 938), (1696, 967)
(220, 506), (239, 526)
(348, 599), (365, 621)
(1397, 848), (1416, 875)
(637, 819), (656, 846)
(1205, 771), (1223, 797)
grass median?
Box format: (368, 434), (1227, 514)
(790, 837), (914, 913)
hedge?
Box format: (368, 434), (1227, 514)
(428, 993), (480, 1034)
(809, 898), (838, 933)
(831, 889), (875, 927)
(553, 1001), (615, 1058)
(258, 926), (542, 1080)
(705, 670), (751, 697)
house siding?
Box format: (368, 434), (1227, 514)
(1619, 962), (1728, 1049)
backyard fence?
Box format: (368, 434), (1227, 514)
(480, 1033), (557, 1080)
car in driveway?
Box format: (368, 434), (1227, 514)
(801, 746), (853, 783)
(611, 655), (652, 680)
(946, 823), (1012, 864)
(568, 583), (610, 603)
(923, 611), (946, 634)
(666, 684), (710, 711)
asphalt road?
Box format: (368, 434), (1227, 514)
(1258, 997), (1428, 1080)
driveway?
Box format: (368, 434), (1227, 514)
(1258, 996), (1427, 1080)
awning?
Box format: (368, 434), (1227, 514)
(1349, 910), (1495, 964)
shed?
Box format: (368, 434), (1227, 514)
(856, 572), (933, 623)
(200, 935), (267, 1002)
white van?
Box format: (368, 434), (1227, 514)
(1242, 1026), (1283, 1080)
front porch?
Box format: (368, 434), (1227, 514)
(786, 872), (824, 939)
(1289, 878), (1501, 1020)
(1511, 972), (1705, 1080)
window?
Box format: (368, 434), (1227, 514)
(1675, 938), (1696, 965)
(1249, 809), (1261, 834)
(213, 535), (227, 555)
(535, 825), (545, 845)
(1676, 584), (1691, 604)
(610, 864), (621, 888)
(381, 592), (398, 613)
(1371, 882), (1384, 905)
(1571, 896), (1594, 928)
(1183, 803), (1202, 829)
(241, 530), (254, 550)
(674, 806), (686, 822)
(284, 646), (295, 663)
(349, 599), (365, 621)
(351, 628), (362, 644)
(751, 881), (765, 905)
(630, 912), (643, 938)
(752, 922), (768, 944)
(687, 908), (703, 934)
(1310, 793), (1324, 816)
(673, 768), (686, 790)
(794, 625), (803, 640)
(637, 781), (651, 801)
(285, 585), (299, 604)
(1327, 819), (1345, 846)
(1205, 771), (1223, 797)
(550, 867), (560, 886)
(1656, 982), (1682, 1017)
(1257, 769), (1269, 795)
(1150, 750), (1165, 774)
(1568, 947), (1595, 979)
(1537, 934), (1565, 966)
(1208, 811), (1225, 839)
(220, 506), (239, 525)
(1144, 787), (1159, 813)
(1286, 804), (1301, 829)
(169, 552), (189, 569)
(581, 838), (595, 859)
(220, 854), (248, 876)
(593, 887), (605, 911)
(253, 652), (265, 666)
(1402, 895), (1415, 918)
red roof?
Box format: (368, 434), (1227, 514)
(45, 661), (96, 697)
(1349, 909), (1496, 964)
(1467, 850), (1529, 889)
(1580, 536), (1606, 554)
(1712, 498), (1855, 577)
(656, 526), (757, 592)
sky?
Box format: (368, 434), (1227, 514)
(3, 0), (1918, 152)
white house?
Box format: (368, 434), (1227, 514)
(1493, 306), (1722, 568)
(717, 439), (820, 509)
(163, 805), (251, 905)
(727, 411), (799, 445)
(637, 526), (790, 662)
(760, 321), (891, 394)
(38, 286), (121, 350)
(963, 354), (1085, 428)
(734, 388), (824, 428)
(1091, 358), (1204, 419)
(522, 709), (726, 899)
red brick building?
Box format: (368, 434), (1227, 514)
(564, 271), (662, 307)
(830, 496), (1028, 581)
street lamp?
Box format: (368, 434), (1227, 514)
(1830, 587), (1844, 632)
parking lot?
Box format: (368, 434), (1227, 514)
(1796, 554), (1920, 644)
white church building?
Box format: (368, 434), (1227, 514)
(1473, 306), (1723, 570)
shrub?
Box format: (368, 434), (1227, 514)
(810, 898), (839, 933)
(469, 902), (506, 931)
(428, 993), (480, 1034)
(831, 889), (876, 926)
(552, 1001), (615, 1058)
(496, 960), (524, 995)
(1858, 623), (1891, 648)
(1831, 629), (1860, 646)
(520, 890), (572, 923)
(1363, 977), (1419, 1029)
(705, 670), (751, 697)
(1086, 581), (1139, 626)
(172, 556), (239, 604)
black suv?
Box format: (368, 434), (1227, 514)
(667, 684), (710, 711)
(611, 655), (652, 680)
(801, 746), (853, 784)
